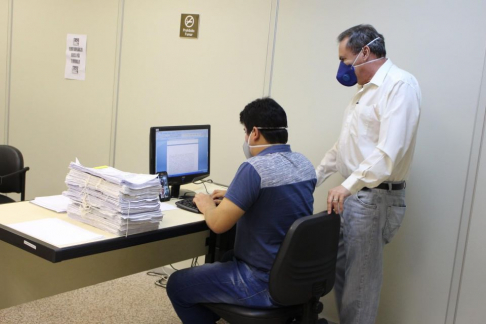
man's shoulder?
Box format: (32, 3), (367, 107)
(248, 151), (316, 189)
(248, 151), (313, 169)
(388, 63), (420, 88)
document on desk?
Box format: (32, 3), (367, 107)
(160, 202), (178, 211)
(31, 195), (71, 213)
(7, 218), (105, 247)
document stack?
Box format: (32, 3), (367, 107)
(63, 159), (163, 236)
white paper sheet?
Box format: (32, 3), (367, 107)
(65, 34), (87, 80)
(160, 202), (178, 211)
(8, 218), (105, 247)
(31, 195), (71, 213)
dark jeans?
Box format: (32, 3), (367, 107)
(166, 257), (276, 323)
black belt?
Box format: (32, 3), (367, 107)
(362, 181), (406, 191)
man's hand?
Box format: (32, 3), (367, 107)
(211, 189), (227, 206)
(327, 185), (351, 214)
(193, 193), (216, 214)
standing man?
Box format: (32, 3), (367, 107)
(316, 24), (421, 324)
(167, 98), (317, 323)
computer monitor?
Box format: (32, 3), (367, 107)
(149, 125), (210, 198)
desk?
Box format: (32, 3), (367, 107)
(0, 182), (226, 310)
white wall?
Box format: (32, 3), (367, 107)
(270, 1), (486, 323)
(7, 0), (120, 198)
(453, 53), (486, 324)
(114, 0), (277, 183)
(1, 1), (486, 323)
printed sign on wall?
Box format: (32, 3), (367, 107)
(65, 34), (87, 80)
(180, 14), (199, 38)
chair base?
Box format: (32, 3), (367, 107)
(203, 303), (303, 324)
(203, 300), (325, 324)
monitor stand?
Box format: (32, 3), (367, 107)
(170, 184), (196, 199)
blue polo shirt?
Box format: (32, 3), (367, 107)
(225, 144), (316, 272)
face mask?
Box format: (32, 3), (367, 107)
(242, 127), (287, 159)
(336, 37), (383, 87)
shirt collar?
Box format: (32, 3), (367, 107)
(367, 58), (393, 87)
(257, 144), (291, 156)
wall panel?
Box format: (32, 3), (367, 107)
(114, 0), (276, 185)
(8, 0), (120, 199)
(0, 0), (9, 144)
(271, 0), (486, 323)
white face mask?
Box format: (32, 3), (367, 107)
(242, 127), (287, 159)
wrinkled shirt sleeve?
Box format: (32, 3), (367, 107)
(316, 141), (339, 187)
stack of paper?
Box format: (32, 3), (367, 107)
(63, 159), (163, 236)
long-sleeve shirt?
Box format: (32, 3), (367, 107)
(316, 59), (421, 194)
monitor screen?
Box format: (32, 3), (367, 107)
(150, 125), (210, 197)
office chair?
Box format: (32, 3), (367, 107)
(202, 211), (340, 324)
(0, 145), (30, 204)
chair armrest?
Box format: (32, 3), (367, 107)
(0, 167), (30, 185)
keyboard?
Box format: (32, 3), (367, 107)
(175, 198), (201, 214)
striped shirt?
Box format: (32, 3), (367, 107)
(225, 144), (316, 272)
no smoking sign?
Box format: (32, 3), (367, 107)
(180, 14), (200, 38)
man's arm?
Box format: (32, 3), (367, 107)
(194, 193), (244, 234)
(316, 141), (339, 186)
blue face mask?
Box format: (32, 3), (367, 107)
(336, 61), (358, 87)
(336, 37), (383, 87)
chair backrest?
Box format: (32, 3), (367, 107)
(269, 211), (340, 306)
(0, 145), (27, 195)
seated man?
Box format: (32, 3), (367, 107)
(166, 97), (317, 323)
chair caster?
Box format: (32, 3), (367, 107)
(317, 319), (328, 324)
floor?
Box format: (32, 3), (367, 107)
(0, 264), (184, 324)
(0, 258), (335, 324)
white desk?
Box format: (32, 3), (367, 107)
(0, 182), (226, 309)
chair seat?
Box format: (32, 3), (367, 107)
(203, 303), (303, 324)
(0, 194), (16, 204)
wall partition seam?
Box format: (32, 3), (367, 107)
(109, 0), (125, 167)
(444, 46), (486, 324)
(3, 0), (13, 145)
(262, 0), (279, 98)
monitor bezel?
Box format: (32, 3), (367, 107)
(149, 124), (211, 187)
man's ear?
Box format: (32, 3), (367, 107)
(362, 45), (371, 59)
(252, 127), (261, 141)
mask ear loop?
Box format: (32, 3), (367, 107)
(351, 37), (382, 68)
(353, 57), (386, 68)
(248, 126), (289, 149)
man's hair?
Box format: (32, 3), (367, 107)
(239, 97), (288, 144)
(338, 24), (386, 58)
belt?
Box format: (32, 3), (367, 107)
(362, 181), (406, 191)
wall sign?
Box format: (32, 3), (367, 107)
(180, 14), (199, 38)
(65, 34), (87, 80)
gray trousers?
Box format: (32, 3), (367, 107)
(334, 185), (406, 324)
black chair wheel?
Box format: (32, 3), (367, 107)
(317, 319), (328, 324)
(315, 302), (323, 314)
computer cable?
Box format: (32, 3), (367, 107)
(147, 269), (170, 288)
(148, 257), (200, 288)
(192, 179), (212, 194)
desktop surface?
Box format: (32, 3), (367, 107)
(0, 201), (207, 263)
